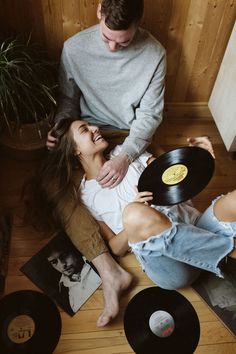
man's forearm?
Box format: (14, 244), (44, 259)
(120, 114), (163, 160)
(120, 49), (166, 159)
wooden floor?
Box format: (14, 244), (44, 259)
(1, 116), (236, 353)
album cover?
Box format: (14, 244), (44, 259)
(192, 266), (236, 337)
(20, 233), (102, 316)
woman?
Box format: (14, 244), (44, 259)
(24, 117), (133, 327)
(34, 118), (236, 291)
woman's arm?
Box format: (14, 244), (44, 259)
(97, 221), (129, 257)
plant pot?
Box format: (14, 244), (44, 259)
(0, 120), (50, 160)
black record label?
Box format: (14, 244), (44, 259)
(124, 287), (200, 354)
(0, 290), (61, 354)
(138, 146), (215, 205)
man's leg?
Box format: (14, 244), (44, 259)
(65, 202), (109, 261)
(92, 252), (133, 327)
(64, 202), (133, 326)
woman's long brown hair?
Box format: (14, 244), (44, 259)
(23, 117), (80, 235)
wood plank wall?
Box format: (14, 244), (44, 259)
(1, 0), (236, 112)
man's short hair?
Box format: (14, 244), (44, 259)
(101, 0), (144, 30)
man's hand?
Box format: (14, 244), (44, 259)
(187, 136), (215, 158)
(96, 154), (130, 188)
(46, 129), (58, 150)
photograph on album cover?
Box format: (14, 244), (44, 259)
(20, 232), (102, 316)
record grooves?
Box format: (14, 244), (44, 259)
(138, 146), (215, 205)
(124, 287), (200, 354)
(0, 290), (61, 354)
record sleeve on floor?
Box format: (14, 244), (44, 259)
(124, 287), (200, 354)
(20, 232), (102, 316)
(192, 265), (236, 338)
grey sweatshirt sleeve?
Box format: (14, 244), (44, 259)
(54, 47), (81, 123)
(120, 50), (166, 160)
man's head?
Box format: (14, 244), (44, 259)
(97, 0), (144, 52)
(100, 0), (144, 30)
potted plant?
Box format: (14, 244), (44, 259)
(0, 35), (58, 157)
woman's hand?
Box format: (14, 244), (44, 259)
(133, 188), (153, 205)
(187, 136), (215, 158)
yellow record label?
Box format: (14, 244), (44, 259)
(7, 315), (35, 344)
(162, 164), (188, 185)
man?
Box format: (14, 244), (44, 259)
(46, 0), (165, 325)
(47, 0), (166, 188)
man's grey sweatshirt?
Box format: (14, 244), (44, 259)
(56, 24), (166, 160)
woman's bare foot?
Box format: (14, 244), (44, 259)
(92, 252), (133, 327)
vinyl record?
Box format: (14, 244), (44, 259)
(124, 287), (200, 354)
(138, 146), (215, 205)
(0, 290), (61, 354)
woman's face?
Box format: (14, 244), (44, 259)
(70, 120), (108, 157)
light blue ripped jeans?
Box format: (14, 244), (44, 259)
(129, 196), (236, 290)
